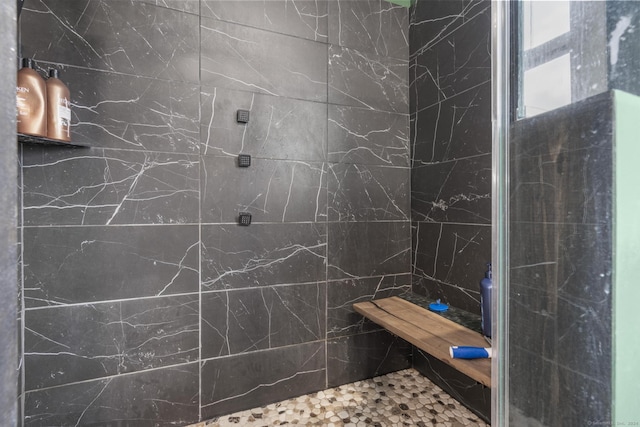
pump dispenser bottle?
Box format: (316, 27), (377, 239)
(17, 58), (47, 137)
(480, 263), (492, 338)
(46, 68), (71, 142)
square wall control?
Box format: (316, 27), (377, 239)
(237, 109), (250, 124)
(238, 154), (251, 167)
(238, 212), (252, 226)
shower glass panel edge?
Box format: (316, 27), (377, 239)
(491, 1), (511, 426)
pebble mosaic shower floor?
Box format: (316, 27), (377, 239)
(190, 368), (489, 427)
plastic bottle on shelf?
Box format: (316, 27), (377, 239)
(17, 58), (47, 137)
(46, 68), (71, 142)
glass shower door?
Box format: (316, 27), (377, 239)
(492, 1), (640, 425)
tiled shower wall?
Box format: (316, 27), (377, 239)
(507, 3), (640, 424)
(508, 92), (615, 426)
(409, 0), (492, 316)
(17, 1), (412, 424)
(408, 0), (492, 420)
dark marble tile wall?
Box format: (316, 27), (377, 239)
(508, 93), (614, 426)
(408, 0), (492, 419)
(200, 0), (328, 42)
(328, 0), (409, 59)
(201, 342), (326, 419)
(24, 363), (200, 426)
(409, 0), (492, 315)
(23, 1), (200, 82)
(24, 295), (200, 390)
(327, 330), (412, 388)
(326, 0), (412, 409)
(412, 222), (492, 314)
(17, 0), (411, 425)
(413, 349), (490, 423)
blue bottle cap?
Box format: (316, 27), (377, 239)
(429, 299), (449, 312)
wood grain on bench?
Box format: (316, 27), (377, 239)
(353, 296), (491, 387)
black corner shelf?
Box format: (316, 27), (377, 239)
(18, 133), (89, 148)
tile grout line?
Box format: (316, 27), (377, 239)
(198, 0), (203, 421)
(324, 23), (330, 391)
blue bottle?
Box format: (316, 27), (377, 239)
(480, 263), (492, 338)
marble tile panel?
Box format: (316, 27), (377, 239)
(410, 3), (490, 105)
(509, 223), (559, 294)
(411, 153), (492, 224)
(327, 330), (411, 388)
(328, 105), (409, 166)
(411, 82), (491, 163)
(142, 0), (200, 14)
(510, 92), (612, 225)
(328, 163), (410, 221)
(509, 283), (558, 362)
(200, 342), (326, 420)
(201, 88), (327, 161)
(201, 157), (327, 223)
(327, 221), (411, 280)
(201, 0), (328, 42)
(22, 147), (199, 226)
(410, 0), (489, 61)
(24, 294), (199, 391)
(201, 18), (327, 102)
(411, 274), (482, 316)
(509, 226), (612, 380)
(509, 222), (612, 304)
(413, 348), (490, 423)
(508, 347), (556, 426)
(510, 92), (612, 159)
(200, 291), (232, 358)
(23, 225), (199, 307)
(201, 283), (326, 358)
(508, 346), (610, 426)
(555, 364), (611, 426)
(21, 0), (199, 82)
(199, 291), (229, 358)
(329, 45), (409, 113)
(411, 222), (491, 308)
(326, 274), (411, 338)
(555, 292), (611, 381)
(24, 362), (199, 426)
(328, 0), (409, 59)
(201, 223), (326, 291)
(46, 65), (200, 153)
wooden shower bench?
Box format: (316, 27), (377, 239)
(353, 296), (492, 388)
